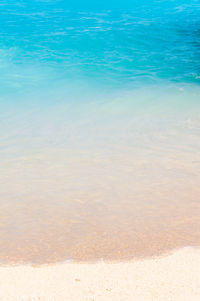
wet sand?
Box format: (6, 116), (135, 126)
(1, 157), (200, 265)
(1, 112), (200, 264)
(0, 247), (200, 300)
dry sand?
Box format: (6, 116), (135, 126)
(0, 247), (200, 301)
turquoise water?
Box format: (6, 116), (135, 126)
(0, 1), (200, 264)
(0, 0), (200, 97)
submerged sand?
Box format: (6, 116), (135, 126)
(0, 247), (199, 301)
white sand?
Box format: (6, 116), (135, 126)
(0, 247), (200, 301)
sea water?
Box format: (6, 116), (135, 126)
(0, 0), (200, 264)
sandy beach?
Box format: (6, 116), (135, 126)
(0, 247), (199, 301)
(1, 2), (200, 301)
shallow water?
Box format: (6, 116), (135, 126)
(0, 1), (200, 264)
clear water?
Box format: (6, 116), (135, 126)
(0, 0), (200, 264)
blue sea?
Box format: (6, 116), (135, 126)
(0, 0), (200, 264)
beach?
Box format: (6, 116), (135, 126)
(0, 247), (200, 301)
(1, 1), (200, 300)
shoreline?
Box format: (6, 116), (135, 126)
(0, 247), (200, 300)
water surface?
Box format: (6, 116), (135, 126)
(0, 0), (200, 264)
